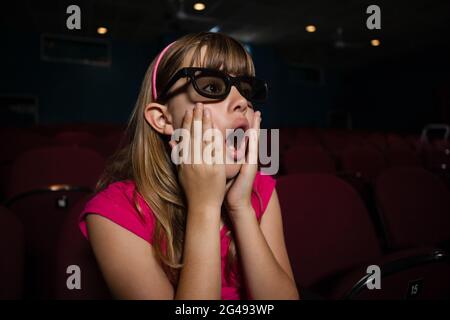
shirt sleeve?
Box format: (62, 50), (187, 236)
(253, 171), (277, 220)
(78, 181), (155, 244)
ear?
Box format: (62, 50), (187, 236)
(144, 102), (174, 137)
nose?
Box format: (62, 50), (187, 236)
(227, 86), (248, 114)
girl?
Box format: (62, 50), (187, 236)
(79, 32), (299, 300)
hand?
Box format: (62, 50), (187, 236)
(224, 111), (261, 220)
(170, 103), (227, 213)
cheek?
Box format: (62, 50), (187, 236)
(168, 100), (194, 129)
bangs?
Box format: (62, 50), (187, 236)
(187, 34), (255, 77)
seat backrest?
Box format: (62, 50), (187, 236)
(339, 145), (386, 181)
(276, 173), (382, 288)
(0, 206), (24, 299)
(8, 146), (105, 198)
(54, 196), (112, 299)
(282, 146), (335, 174)
(7, 190), (92, 299)
(375, 166), (450, 250)
(54, 131), (98, 147)
(0, 131), (51, 163)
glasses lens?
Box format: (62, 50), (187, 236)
(194, 72), (228, 98)
(239, 78), (267, 102)
(237, 80), (253, 100)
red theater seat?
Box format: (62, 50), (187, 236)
(375, 167), (450, 250)
(385, 134), (422, 167)
(84, 131), (125, 158)
(54, 131), (98, 147)
(282, 145), (335, 174)
(0, 206), (25, 299)
(5, 146), (105, 298)
(0, 131), (52, 200)
(318, 130), (365, 157)
(294, 128), (321, 147)
(54, 196), (111, 299)
(277, 173), (382, 292)
(279, 128), (300, 152)
(367, 133), (387, 152)
(338, 145), (386, 182)
(7, 146), (105, 198)
(277, 173), (450, 299)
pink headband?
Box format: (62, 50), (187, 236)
(152, 41), (176, 101)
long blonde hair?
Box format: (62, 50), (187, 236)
(96, 32), (257, 286)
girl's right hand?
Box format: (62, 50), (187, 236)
(172, 103), (227, 213)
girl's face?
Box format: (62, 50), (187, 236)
(166, 47), (257, 180)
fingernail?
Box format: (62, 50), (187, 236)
(204, 109), (210, 117)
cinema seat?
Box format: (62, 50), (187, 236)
(338, 145), (386, 182)
(54, 196), (112, 299)
(375, 166), (450, 250)
(277, 174), (382, 291)
(318, 130), (365, 157)
(326, 247), (450, 299)
(385, 134), (421, 167)
(5, 146), (105, 299)
(367, 133), (387, 152)
(282, 145), (335, 174)
(83, 131), (125, 158)
(294, 128), (321, 147)
(0, 206), (24, 299)
(277, 173), (450, 299)
(54, 131), (98, 147)
(279, 128), (300, 152)
(7, 146), (105, 198)
(419, 140), (450, 185)
(0, 132), (52, 201)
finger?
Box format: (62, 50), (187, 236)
(202, 107), (213, 164)
(182, 108), (193, 131)
(192, 103), (203, 163)
(247, 111), (261, 166)
(181, 109), (193, 162)
(202, 107), (212, 139)
(211, 121), (222, 165)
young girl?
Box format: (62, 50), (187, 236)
(78, 32), (299, 300)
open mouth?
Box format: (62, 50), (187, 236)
(225, 126), (249, 162)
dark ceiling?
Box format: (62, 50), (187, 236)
(2, 0), (450, 67)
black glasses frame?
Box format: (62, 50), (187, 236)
(157, 67), (268, 103)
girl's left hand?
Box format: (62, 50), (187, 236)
(224, 111), (261, 221)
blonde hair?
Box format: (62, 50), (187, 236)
(96, 32), (258, 286)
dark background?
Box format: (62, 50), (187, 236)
(1, 0), (449, 131)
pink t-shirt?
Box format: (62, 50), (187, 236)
(79, 171), (276, 300)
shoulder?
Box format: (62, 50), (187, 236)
(79, 180), (156, 244)
(251, 171), (277, 220)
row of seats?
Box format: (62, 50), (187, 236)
(1, 163), (449, 299)
(278, 172), (450, 299)
(0, 125), (120, 299)
(276, 128), (450, 181)
(0, 129), (124, 202)
(1, 145), (106, 299)
(1, 125), (449, 299)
